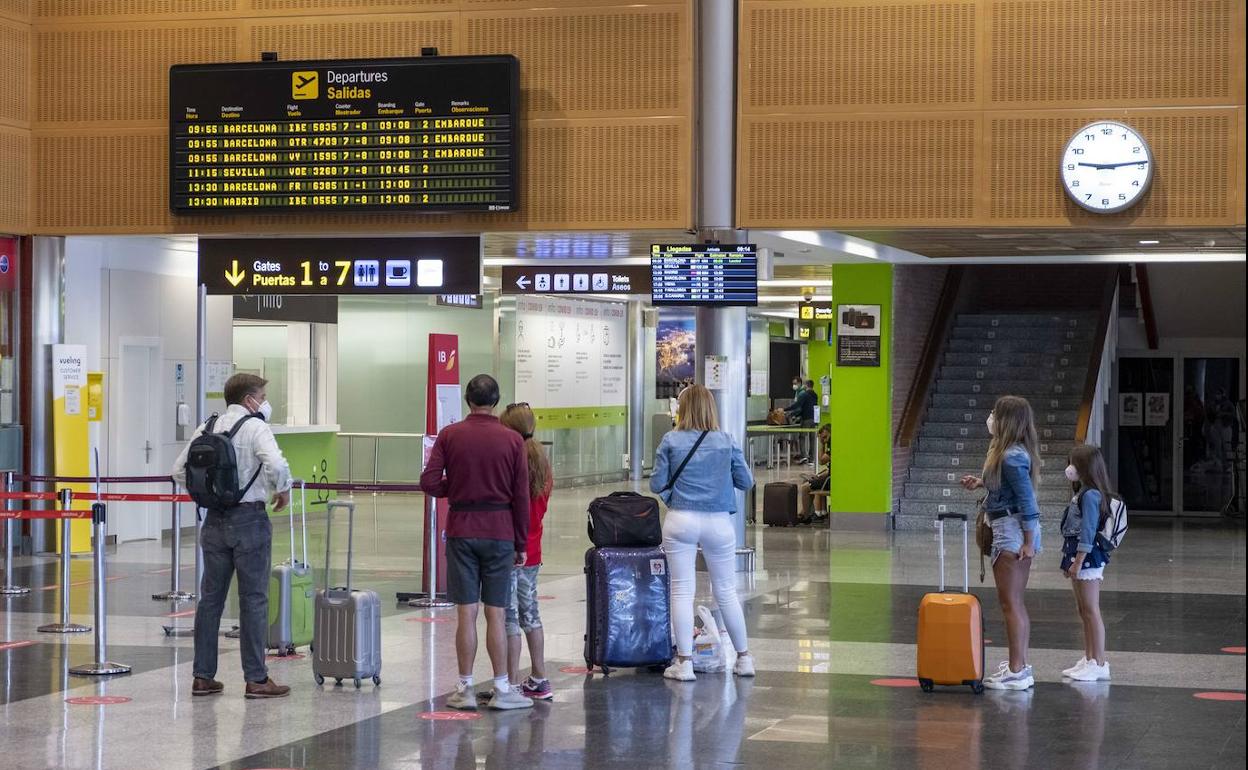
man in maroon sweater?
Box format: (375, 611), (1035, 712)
(420, 374), (532, 711)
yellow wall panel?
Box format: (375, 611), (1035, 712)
(0, 125), (29, 231)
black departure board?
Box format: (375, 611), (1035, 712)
(169, 56), (519, 214)
(650, 244), (759, 306)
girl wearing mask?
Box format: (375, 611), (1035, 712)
(499, 403), (555, 700)
(1059, 445), (1116, 682)
(960, 395), (1042, 691)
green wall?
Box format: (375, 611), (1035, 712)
(809, 264), (893, 514)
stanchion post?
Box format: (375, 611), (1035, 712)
(37, 488), (91, 634)
(1, 470), (31, 595)
(407, 495), (452, 608)
(152, 480), (193, 601)
(69, 503), (131, 676)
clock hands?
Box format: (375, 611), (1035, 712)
(1077, 161), (1149, 170)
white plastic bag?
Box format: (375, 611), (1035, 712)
(691, 604), (727, 673)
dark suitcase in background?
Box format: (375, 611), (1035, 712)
(587, 491), (662, 547)
(763, 482), (799, 527)
(312, 500), (382, 689)
(584, 546), (672, 673)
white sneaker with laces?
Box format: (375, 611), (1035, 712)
(984, 664), (1034, 691)
(447, 682), (478, 711)
(1069, 660), (1111, 682)
(1063, 657), (1090, 678)
(734, 654), (756, 678)
(664, 659), (696, 682)
(487, 685), (535, 710)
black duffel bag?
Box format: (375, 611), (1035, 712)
(587, 492), (662, 548)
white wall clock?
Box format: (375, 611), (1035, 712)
(1060, 120), (1154, 214)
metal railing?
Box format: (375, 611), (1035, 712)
(339, 432), (424, 485)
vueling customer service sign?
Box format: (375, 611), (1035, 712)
(52, 344), (91, 552)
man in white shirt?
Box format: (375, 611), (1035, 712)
(172, 373), (293, 699)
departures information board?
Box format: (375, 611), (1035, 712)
(650, 244), (759, 306)
(169, 56), (519, 214)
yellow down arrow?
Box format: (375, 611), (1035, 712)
(225, 260), (246, 287)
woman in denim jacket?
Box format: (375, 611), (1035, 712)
(961, 395), (1043, 691)
(650, 384), (755, 682)
(1059, 444), (1116, 683)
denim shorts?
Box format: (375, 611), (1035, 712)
(505, 564), (542, 637)
(990, 513), (1043, 563)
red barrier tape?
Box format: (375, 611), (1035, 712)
(0, 510), (95, 520)
(13, 474), (172, 485)
(0, 491), (192, 503)
(304, 482), (424, 493)
(0, 491), (55, 501)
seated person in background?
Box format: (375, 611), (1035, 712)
(799, 425), (832, 523)
(784, 380), (818, 463)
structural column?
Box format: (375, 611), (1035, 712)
(27, 237), (66, 553)
(694, 0), (748, 548)
(627, 300), (646, 482)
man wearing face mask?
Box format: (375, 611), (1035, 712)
(173, 373), (293, 700)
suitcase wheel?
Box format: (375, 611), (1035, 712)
(373, 675), (381, 686)
(354, 678), (362, 689)
(314, 674), (325, 686)
(285, 645), (296, 657)
(919, 678), (934, 693)
(970, 680), (984, 695)
(601, 665), (611, 676)
(335, 678), (342, 685)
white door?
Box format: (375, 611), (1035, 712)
(114, 341), (162, 542)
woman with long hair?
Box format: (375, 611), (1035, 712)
(650, 385), (755, 682)
(961, 395), (1043, 690)
(1060, 444), (1117, 682)
(499, 403), (555, 700)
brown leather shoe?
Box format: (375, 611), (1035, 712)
(192, 677), (224, 696)
(244, 677), (291, 699)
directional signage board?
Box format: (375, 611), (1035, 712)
(501, 265), (651, 296)
(650, 244), (758, 306)
(199, 237), (480, 295)
(798, 302), (834, 322)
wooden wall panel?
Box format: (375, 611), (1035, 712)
(35, 1), (239, 21)
(0, 17), (29, 127)
(989, 0), (1235, 108)
(0, 125), (29, 232)
(244, 14), (458, 60)
(35, 24), (239, 125)
(741, 1), (978, 113)
(0, 0), (29, 22)
(463, 6), (688, 118)
(34, 130), (169, 231)
(986, 109), (1240, 226)
(741, 115), (978, 226)
(1238, 107), (1246, 226)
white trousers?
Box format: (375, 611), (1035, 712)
(662, 509), (749, 657)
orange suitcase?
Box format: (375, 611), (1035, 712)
(917, 513), (985, 694)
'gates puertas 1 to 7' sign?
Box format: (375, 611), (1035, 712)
(198, 237), (481, 296)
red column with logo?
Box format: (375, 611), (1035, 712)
(423, 334), (460, 595)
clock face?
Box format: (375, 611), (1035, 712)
(1060, 121), (1153, 214)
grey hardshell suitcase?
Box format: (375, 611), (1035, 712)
(268, 481), (315, 655)
(312, 500), (382, 688)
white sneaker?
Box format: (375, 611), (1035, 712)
(984, 664), (1034, 691)
(664, 659), (696, 682)
(487, 685), (535, 710)
(734, 654), (756, 678)
(1069, 660), (1111, 682)
(1063, 657), (1090, 678)
(446, 682), (478, 711)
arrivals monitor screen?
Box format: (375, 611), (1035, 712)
(650, 244), (759, 306)
(169, 56), (519, 214)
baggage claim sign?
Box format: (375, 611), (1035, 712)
(169, 56), (519, 213)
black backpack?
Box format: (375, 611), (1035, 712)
(185, 413), (261, 511)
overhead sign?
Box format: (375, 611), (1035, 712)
(233, 295), (338, 324)
(501, 265), (651, 296)
(650, 244), (758, 306)
(798, 302), (834, 322)
(436, 294), (483, 309)
(199, 237), (481, 295)
(169, 55), (519, 213)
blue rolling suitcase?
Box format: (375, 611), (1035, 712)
(584, 546), (672, 674)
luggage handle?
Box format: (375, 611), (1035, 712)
(287, 480), (311, 569)
(935, 513), (970, 593)
(321, 500), (356, 593)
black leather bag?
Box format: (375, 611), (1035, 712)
(587, 492), (662, 548)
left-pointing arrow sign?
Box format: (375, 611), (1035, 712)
(225, 260), (246, 287)
(515, 275), (531, 290)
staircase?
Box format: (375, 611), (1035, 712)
(894, 312), (1097, 530)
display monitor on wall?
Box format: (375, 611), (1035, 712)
(650, 243), (758, 307)
(169, 55), (519, 214)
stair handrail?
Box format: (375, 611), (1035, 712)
(896, 267), (964, 448)
(1076, 273), (1120, 445)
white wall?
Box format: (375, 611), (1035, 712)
(64, 236), (232, 532)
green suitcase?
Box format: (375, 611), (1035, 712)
(268, 482), (315, 655)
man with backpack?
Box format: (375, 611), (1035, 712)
(172, 373), (293, 699)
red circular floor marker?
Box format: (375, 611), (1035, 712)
(1220, 646), (1246, 654)
(559, 666), (601, 676)
(419, 711), (482, 721)
(0, 640), (36, 652)
(266, 653), (306, 662)
(406, 617), (453, 624)
(66, 695), (131, 705)
(1194, 691), (1246, 702)
(870, 678), (921, 688)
